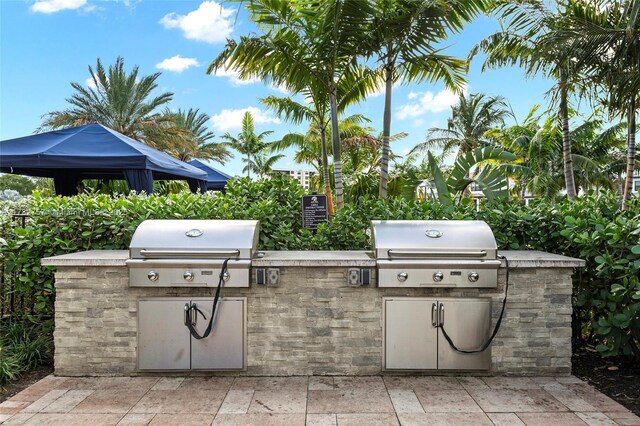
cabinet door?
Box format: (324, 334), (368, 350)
(138, 299), (190, 370)
(437, 298), (491, 370)
(191, 298), (245, 370)
(384, 298), (438, 370)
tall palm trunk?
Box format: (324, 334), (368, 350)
(560, 68), (577, 200)
(329, 84), (344, 209)
(379, 60), (393, 199)
(247, 153), (251, 178)
(622, 97), (636, 210)
(319, 126), (335, 216)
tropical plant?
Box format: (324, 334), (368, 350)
(219, 111), (273, 178)
(488, 105), (629, 200)
(410, 92), (509, 162)
(39, 57), (173, 143)
(246, 152), (285, 177)
(425, 146), (517, 204)
(262, 87), (354, 215)
(548, 0), (640, 209)
(470, 0), (587, 200)
(157, 108), (231, 164)
(366, 0), (485, 199)
(209, 0), (377, 210)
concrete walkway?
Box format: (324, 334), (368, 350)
(0, 375), (638, 425)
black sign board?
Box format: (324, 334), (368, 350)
(302, 194), (328, 232)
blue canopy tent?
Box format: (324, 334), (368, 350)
(187, 159), (232, 192)
(0, 123), (207, 195)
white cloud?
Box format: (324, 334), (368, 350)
(412, 118), (425, 128)
(210, 107), (280, 132)
(395, 89), (461, 120)
(156, 55), (200, 73)
(86, 77), (97, 89)
(31, 0), (87, 13)
(160, 1), (235, 44)
(213, 64), (260, 86)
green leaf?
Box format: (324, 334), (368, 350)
(611, 284), (626, 292)
(631, 245), (640, 254)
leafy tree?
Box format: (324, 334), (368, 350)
(209, 0), (376, 210)
(220, 111), (273, 178)
(488, 106), (629, 200)
(0, 175), (36, 196)
(366, 0), (484, 199)
(410, 92), (509, 162)
(248, 153), (286, 177)
(549, 0), (640, 209)
(40, 57), (173, 144)
(470, 0), (587, 200)
(156, 108), (231, 164)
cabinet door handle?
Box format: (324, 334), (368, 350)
(184, 303), (190, 325)
(191, 303), (197, 326)
(439, 303), (445, 326)
(431, 303), (438, 327)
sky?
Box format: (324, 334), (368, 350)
(0, 0), (556, 177)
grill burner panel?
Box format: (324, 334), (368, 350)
(372, 220), (499, 288)
(127, 220), (259, 288)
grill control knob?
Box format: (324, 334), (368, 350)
(468, 271), (480, 282)
(397, 272), (408, 282)
(433, 272), (444, 282)
(147, 271), (159, 282)
(222, 271), (231, 282)
(183, 271), (194, 281)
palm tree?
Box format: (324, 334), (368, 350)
(208, 0), (376, 210)
(469, 1), (585, 200)
(366, 0), (485, 199)
(270, 114), (373, 194)
(40, 57), (173, 143)
(548, 0), (640, 209)
(410, 93), (509, 161)
(156, 108), (232, 164)
(246, 153), (286, 177)
(261, 91), (334, 214)
(219, 111), (273, 178)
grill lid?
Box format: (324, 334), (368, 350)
(129, 219), (259, 259)
(371, 220), (497, 259)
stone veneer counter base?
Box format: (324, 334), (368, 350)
(42, 250), (584, 377)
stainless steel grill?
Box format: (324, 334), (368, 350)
(127, 219), (259, 288)
(372, 220), (500, 288)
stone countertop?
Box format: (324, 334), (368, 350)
(42, 249), (585, 268)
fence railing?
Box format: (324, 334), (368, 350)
(0, 213), (33, 318)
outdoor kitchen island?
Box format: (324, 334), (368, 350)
(42, 249), (584, 377)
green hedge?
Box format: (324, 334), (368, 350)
(1, 176), (638, 356)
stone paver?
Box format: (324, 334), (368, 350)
(0, 375), (638, 426)
(218, 390), (254, 414)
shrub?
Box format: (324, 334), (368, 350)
(0, 319), (54, 388)
(0, 178), (638, 356)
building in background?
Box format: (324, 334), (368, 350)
(270, 168), (316, 191)
(633, 174), (640, 195)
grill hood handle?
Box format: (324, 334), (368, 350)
(139, 249), (240, 258)
(387, 249), (487, 258)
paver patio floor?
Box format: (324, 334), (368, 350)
(1, 375), (638, 425)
